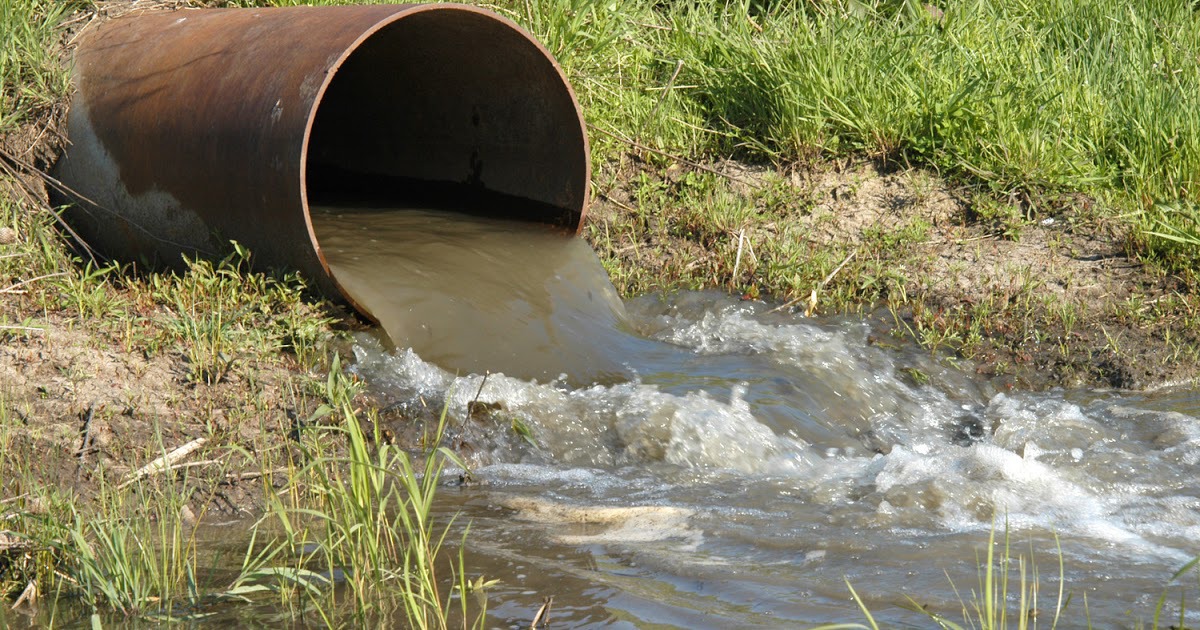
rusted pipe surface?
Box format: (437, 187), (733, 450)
(53, 4), (589, 310)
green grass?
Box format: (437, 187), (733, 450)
(0, 0), (84, 134)
(836, 522), (1200, 630)
(2, 0), (1200, 626)
(489, 0), (1200, 269)
(266, 357), (487, 628)
(0, 354), (485, 627)
(0, 458), (296, 623)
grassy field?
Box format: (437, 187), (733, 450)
(515, 0), (1200, 268)
(489, 0), (1200, 389)
(1, 0), (1200, 627)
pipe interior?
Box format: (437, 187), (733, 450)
(305, 9), (586, 229)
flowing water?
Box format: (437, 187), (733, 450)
(314, 206), (1200, 628)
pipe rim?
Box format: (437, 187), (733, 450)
(297, 4), (591, 321)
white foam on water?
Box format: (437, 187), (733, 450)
(352, 335), (815, 474)
(649, 303), (969, 447)
(349, 289), (1200, 617)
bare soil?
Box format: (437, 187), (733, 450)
(588, 158), (1200, 391)
(2, 0), (1199, 524)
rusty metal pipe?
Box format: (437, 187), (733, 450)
(52, 4), (589, 314)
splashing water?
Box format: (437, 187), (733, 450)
(315, 207), (1200, 627)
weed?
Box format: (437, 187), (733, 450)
(264, 356), (487, 627)
(0, 0), (83, 134)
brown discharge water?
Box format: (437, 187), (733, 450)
(312, 206), (649, 386)
(312, 206), (1200, 628)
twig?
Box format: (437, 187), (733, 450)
(0, 151), (98, 262)
(598, 192), (639, 215)
(118, 437), (207, 489)
(0, 493), (29, 507)
(57, 9), (95, 28)
(2, 272), (68, 294)
(587, 124), (758, 188)
(768, 247), (859, 315)
(153, 459), (222, 473)
(222, 468), (288, 484)
(731, 229), (746, 281)
(531, 595), (553, 629)
(0, 147), (215, 259)
(471, 372), (490, 406)
(641, 60), (684, 141)
(0, 325), (44, 334)
(918, 233), (998, 246)
(76, 405), (96, 482)
(10, 580), (37, 611)
(66, 11), (101, 48)
(632, 19), (672, 31)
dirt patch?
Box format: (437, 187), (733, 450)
(2, 0), (1198, 529)
(0, 0), (353, 519)
(588, 158), (1200, 391)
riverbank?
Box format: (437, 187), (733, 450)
(2, 0), (1199, 624)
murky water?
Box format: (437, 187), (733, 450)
(315, 207), (1200, 627)
(313, 205), (660, 387)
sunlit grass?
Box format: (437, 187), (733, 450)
(2, 0), (1200, 626)
(0, 0), (84, 134)
(831, 521), (1200, 630)
(493, 0), (1200, 269)
(263, 357), (488, 628)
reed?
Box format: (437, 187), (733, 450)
(833, 521), (1200, 629)
(265, 356), (487, 628)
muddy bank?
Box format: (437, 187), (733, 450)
(588, 157), (1200, 392)
(1, 0), (1198, 520)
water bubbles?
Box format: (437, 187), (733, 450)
(348, 285), (1200, 608)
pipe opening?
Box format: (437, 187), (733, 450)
(304, 7), (588, 230)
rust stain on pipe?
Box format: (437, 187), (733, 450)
(53, 4), (590, 314)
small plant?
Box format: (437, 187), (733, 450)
(268, 356), (488, 627)
(837, 522), (1068, 629)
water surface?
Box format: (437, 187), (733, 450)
(316, 206), (1200, 627)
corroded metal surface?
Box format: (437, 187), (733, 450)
(53, 4), (589, 309)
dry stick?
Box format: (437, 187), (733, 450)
(22, 102), (67, 159)
(472, 372), (490, 405)
(152, 459), (222, 473)
(632, 19), (673, 31)
(531, 595), (553, 629)
(0, 493), (29, 507)
(10, 580), (37, 611)
(0, 325), (43, 334)
(222, 468), (289, 484)
(588, 60), (686, 210)
(587, 124), (758, 188)
(0, 152), (97, 262)
(767, 247), (859, 315)
(76, 405), (96, 483)
(65, 11), (101, 48)
(731, 229), (746, 281)
(598, 192), (638, 215)
(645, 84), (699, 92)
(118, 437), (207, 490)
(0, 147), (212, 259)
(2, 272), (68, 294)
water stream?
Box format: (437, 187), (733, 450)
(313, 206), (1200, 627)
